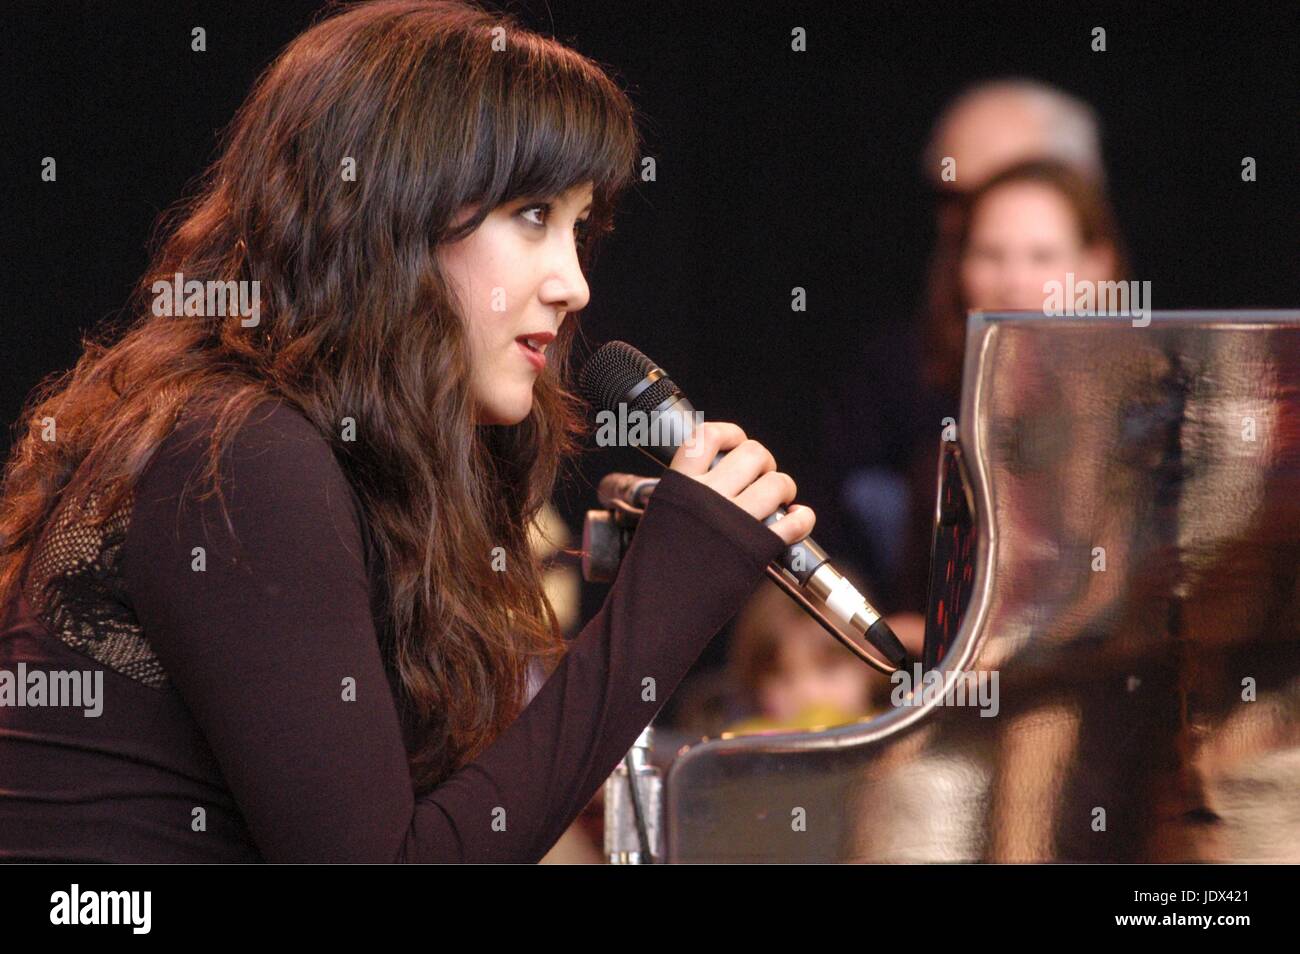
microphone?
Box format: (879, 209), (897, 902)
(579, 341), (908, 668)
(597, 472), (660, 510)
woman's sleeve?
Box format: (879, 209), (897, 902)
(122, 399), (788, 862)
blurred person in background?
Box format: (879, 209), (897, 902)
(893, 159), (1130, 637)
(665, 564), (887, 739)
(923, 78), (1106, 236)
(725, 569), (887, 735)
(821, 80), (1114, 646)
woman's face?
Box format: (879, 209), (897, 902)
(959, 180), (1106, 311)
(439, 181), (593, 426)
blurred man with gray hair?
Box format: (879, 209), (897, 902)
(924, 78), (1106, 237)
(926, 78), (1105, 188)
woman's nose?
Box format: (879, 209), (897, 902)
(541, 240), (590, 313)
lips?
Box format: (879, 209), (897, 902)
(515, 331), (556, 355)
(517, 337), (548, 371)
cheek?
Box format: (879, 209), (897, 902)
(827, 668), (867, 706)
(443, 257), (513, 358)
(441, 229), (517, 312)
(961, 259), (995, 303)
(1056, 248), (1086, 274)
(757, 678), (787, 713)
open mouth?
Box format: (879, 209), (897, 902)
(516, 338), (547, 369)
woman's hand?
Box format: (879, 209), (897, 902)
(668, 422), (816, 548)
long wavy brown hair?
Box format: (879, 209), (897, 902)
(0, 0), (641, 791)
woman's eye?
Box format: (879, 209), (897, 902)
(520, 203), (549, 227)
(519, 203), (591, 245)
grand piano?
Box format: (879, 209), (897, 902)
(659, 310), (1300, 863)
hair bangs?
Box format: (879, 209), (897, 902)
(456, 33), (638, 246)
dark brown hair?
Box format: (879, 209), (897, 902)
(920, 158), (1128, 396)
(0, 0), (641, 791)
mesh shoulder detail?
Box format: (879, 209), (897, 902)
(22, 485), (170, 689)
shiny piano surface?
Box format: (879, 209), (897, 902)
(665, 310), (1300, 862)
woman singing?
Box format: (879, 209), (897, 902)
(0, 0), (814, 862)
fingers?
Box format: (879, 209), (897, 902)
(665, 421), (815, 547)
(668, 421), (746, 477)
(705, 439), (777, 499)
(732, 468), (796, 520)
(765, 503), (817, 547)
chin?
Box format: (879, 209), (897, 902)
(480, 396), (533, 426)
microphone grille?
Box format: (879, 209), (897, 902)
(578, 341), (677, 413)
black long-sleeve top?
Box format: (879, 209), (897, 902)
(0, 398), (787, 862)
